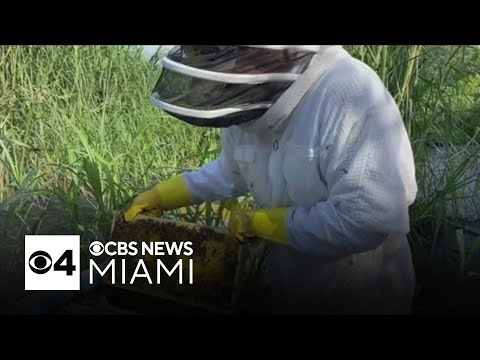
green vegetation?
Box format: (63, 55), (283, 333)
(1, 45), (480, 313)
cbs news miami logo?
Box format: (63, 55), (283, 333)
(25, 235), (194, 290)
(24, 235), (80, 290)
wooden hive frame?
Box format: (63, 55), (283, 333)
(103, 212), (247, 314)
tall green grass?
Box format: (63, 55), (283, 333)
(1, 45), (480, 312)
(0, 45), (221, 237)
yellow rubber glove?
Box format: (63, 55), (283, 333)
(225, 199), (289, 245)
(124, 175), (194, 222)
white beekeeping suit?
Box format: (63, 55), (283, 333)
(144, 45), (418, 314)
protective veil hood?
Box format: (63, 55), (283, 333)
(150, 45), (343, 128)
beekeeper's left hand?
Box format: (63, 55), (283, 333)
(225, 199), (289, 245)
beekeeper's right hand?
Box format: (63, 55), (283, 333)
(124, 175), (194, 222)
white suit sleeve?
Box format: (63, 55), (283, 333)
(287, 85), (417, 259)
(182, 129), (248, 203)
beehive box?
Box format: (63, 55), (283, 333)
(103, 212), (245, 314)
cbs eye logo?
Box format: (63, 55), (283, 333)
(89, 241), (104, 256)
(28, 250), (75, 275)
(25, 235), (80, 291)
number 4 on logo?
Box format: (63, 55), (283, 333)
(54, 250), (76, 276)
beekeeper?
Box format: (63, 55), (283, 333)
(124, 45), (418, 314)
